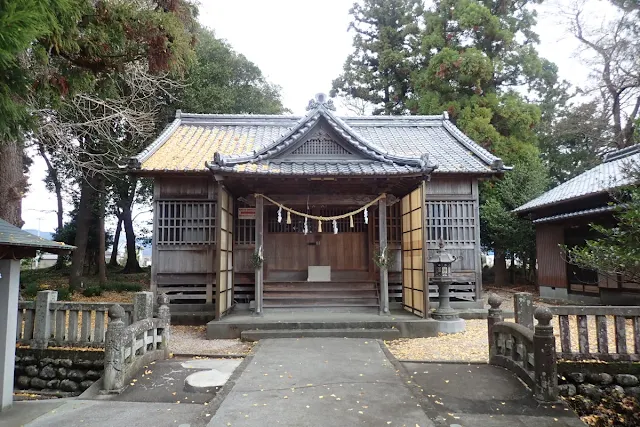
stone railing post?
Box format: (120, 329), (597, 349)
(133, 291), (154, 322)
(514, 292), (534, 330)
(155, 293), (171, 358)
(32, 290), (58, 349)
(487, 294), (503, 357)
(533, 306), (558, 402)
(103, 304), (125, 393)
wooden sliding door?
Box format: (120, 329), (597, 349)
(401, 183), (428, 317)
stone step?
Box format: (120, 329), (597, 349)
(264, 282), (377, 291)
(263, 291), (378, 299)
(240, 328), (401, 341)
(263, 299), (379, 307)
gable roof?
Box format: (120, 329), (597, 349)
(131, 96), (506, 176)
(0, 218), (75, 254)
(515, 145), (640, 214)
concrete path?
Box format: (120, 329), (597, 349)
(207, 338), (435, 427)
(404, 362), (585, 427)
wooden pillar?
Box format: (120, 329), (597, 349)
(421, 179), (430, 319)
(255, 196), (264, 315)
(472, 180), (483, 305)
(0, 259), (20, 412)
(378, 198), (389, 314)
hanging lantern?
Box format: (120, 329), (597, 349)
(333, 219), (338, 234)
(277, 206), (282, 223)
(304, 217), (308, 235)
(318, 220), (323, 233)
(350, 215), (354, 228)
(364, 207), (368, 224)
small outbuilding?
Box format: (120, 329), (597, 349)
(515, 144), (640, 304)
(0, 218), (74, 412)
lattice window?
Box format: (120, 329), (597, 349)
(157, 201), (215, 245)
(425, 200), (476, 245)
(374, 203), (402, 244)
(235, 201), (255, 245)
(290, 131), (352, 156)
(266, 206), (366, 233)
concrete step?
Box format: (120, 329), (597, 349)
(263, 299), (379, 307)
(264, 291), (378, 298)
(240, 328), (401, 341)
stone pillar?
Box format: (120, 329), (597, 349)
(487, 293), (503, 356)
(133, 291), (154, 322)
(254, 196), (264, 316)
(514, 292), (534, 330)
(378, 198), (389, 314)
(533, 306), (558, 402)
(103, 304), (125, 393)
(155, 293), (171, 359)
(32, 290), (58, 349)
(0, 259), (20, 412)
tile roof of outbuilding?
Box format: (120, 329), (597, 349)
(0, 218), (75, 253)
(133, 99), (505, 176)
(515, 145), (640, 214)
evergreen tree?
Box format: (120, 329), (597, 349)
(331, 0), (424, 115)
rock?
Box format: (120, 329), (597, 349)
(615, 374), (639, 387)
(67, 370), (85, 382)
(30, 377), (47, 390)
(14, 365), (24, 375)
(58, 359), (73, 368)
(625, 386), (640, 399)
(609, 385), (625, 397)
(79, 380), (94, 391)
(39, 365), (57, 380)
(16, 376), (31, 388)
(56, 367), (67, 379)
(21, 356), (36, 364)
(567, 372), (585, 384)
(59, 379), (79, 392)
(586, 372), (613, 385)
(85, 370), (101, 381)
(578, 384), (603, 400)
(15, 356), (21, 363)
(46, 379), (60, 389)
(558, 384), (576, 397)
(92, 360), (104, 369)
(25, 365), (39, 377)
(77, 360), (93, 368)
(39, 357), (54, 367)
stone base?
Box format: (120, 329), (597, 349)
(433, 318), (466, 334)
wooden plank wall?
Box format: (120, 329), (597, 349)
(536, 224), (567, 289)
(153, 176), (218, 304)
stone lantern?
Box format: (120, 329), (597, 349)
(428, 240), (462, 327)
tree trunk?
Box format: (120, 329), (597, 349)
(494, 247), (507, 287)
(510, 253), (516, 285)
(0, 140), (26, 226)
(38, 144), (67, 269)
(121, 202), (142, 273)
(109, 216), (123, 267)
(69, 176), (97, 290)
(97, 178), (107, 286)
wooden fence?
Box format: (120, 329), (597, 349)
(17, 290), (149, 349)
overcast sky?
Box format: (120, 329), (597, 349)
(22, 0), (599, 233)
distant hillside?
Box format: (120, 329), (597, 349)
(23, 229), (54, 240)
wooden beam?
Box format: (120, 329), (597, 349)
(255, 195), (264, 315)
(248, 194), (395, 207)
(214, 184), (224, 320)
(378, 198), (389, 314)
(472, 180), (482, 304)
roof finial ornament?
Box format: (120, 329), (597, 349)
(307, 93), (336, 111)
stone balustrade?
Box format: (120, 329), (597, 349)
(102, 294), (170, 394)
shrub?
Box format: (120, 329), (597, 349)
(103, 281), (142, 293)
(82, 286), (103, 297)
(21, 282), (40, 300)
(56, 287), (72, 301)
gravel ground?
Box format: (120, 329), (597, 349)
(386, 287), (570, 363)
(170, 325), (253, 356)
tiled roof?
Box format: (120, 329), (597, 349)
(134, 102), (505, 176)
(532, 205), (618, 224)
(515, 145), (640, 213)
(0, 218), (75, 253)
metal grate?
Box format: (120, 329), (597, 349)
(235, 201), (256, 245)
(425, 200), (476, 245)
(157, 201), (216, 245)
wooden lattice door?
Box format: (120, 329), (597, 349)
(216, 186), (234, 319)
(401, 184), (428, 317)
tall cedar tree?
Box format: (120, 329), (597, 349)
(411, 0), (558, 284)
(0, 0), (83, 226)
(331, 0), (424, 115)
